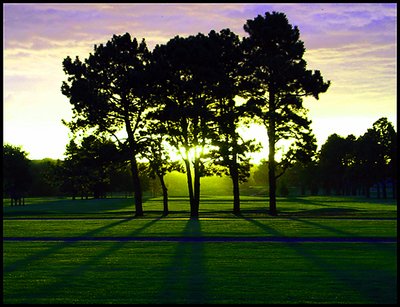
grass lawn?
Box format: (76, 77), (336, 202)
(3, 242), (396, 304)
(3, 217), (397, 238)
(2, 195), (397, 304)
(3, 195), (398, 218)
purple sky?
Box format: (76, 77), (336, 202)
(3, 3), (397, 160)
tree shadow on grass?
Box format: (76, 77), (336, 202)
(157, 218), (208, 304)
(3, 197), (140, 218)
(238, 215), (396, 304)
(4, 217), (163, 303)
(3, 217), (134, 274)
(284, 207), (360, 217)
(286, 217), (354, 237)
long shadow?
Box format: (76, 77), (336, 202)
(4, 197), (138, 218)
(240, 216), (396, 304)
(3, 217), (134, 273)
(286, 217), (353, 237)
(284, 197), (332, 207)
(236, 213), (282, 237)
(157, 218), (208, 304)
(4, 217), (163, 302)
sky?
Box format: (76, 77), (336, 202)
(3, 3), (397, 161)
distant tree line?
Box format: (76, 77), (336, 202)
(3, 142), (149, 201)
(3, 144), (31, 205)
(3, 117), (396, 210)
(252, 117), (397, 199)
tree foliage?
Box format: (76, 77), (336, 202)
(241, 11), (330, 214)
(138, 121), (184, 215)
(59, 135), (122, 199)
(150, 32), (225, 217)
(61, 33), (152, 215)
(205, 29), (261, 213)
(52, 11), (393, 218)
(3, 144), (31, 204)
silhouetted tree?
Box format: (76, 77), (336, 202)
(242, 11), (330, 215)
(61, 135), (121, 199)
(108, 163), (134, 197)
(61, 33), (151, 216)
(29, 158), (62, 196)
(355, 131), (380, 198)
(151, 33), (218, 218)
(318, 134), (356, 195)
(202, 29), (261, 214)
(370, 117), (397, 198)
(281, 160), (319, 196)
(3, 144), (31, 205)
(58, 140), (81, 199)
(139, 122), (184, 215)
(354, 118), (397, 198)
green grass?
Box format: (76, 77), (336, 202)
(3, 195), (397, 218)
(2, 196), (397, 304)
(3, 242), (396, 304)
(3, 218), (397, 238)
(3, 196), (137, 218)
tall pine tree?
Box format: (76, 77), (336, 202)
(242, 12), (330, 215)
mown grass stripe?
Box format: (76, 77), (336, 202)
(3, 236), (396, 243)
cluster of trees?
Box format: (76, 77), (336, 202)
(60, 11), (330, 217)
(59, 135), (131, 200)
(3, 11), (396, 217)
(260, 117), (397, 199)
(3, 144), (31, 205)
(2, 143), (136, 201)
(3, 115), (396, 210)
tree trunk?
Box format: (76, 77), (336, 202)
(158, 174), (169, 216)
(268, 91), (277, 216)
(183, 158), (196, 217)
(192, 158), (201, 219)
(268, 146), (277, 215)
(124, 114), (143, 217)
(230, 162), (240, 214)
(130, 156), (143, 216)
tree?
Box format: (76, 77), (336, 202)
(61, 33), (151, 216)
(61, 135), (122, 199)
(58, 139), (84, 199)
(242, 11), (330, 215)
(318, 134), (356, 195)
(138, 122), (183, 216)
(354, 118), (397, 198)
(370, 117), (397, 198)
(205, 29), (261, 214)
(3, 144), (32, 205)
(30, 158), (63, 196)
(151, 33), (218, 218)
(280, 160), (320, 196)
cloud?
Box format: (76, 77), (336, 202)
(5, 3), (396, 53)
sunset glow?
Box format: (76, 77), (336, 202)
(3, 3), (397, 160)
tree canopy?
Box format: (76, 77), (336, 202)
(62, 33), (152, 216)
(3, 144), (31, 204)
(59, 11), (336, 216)
(241, 11), (330, 215)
